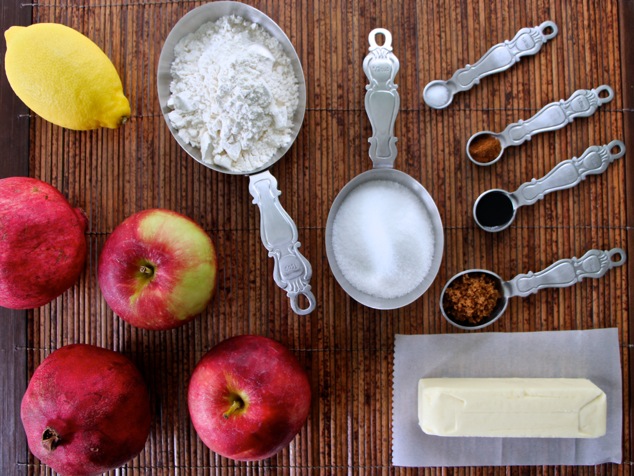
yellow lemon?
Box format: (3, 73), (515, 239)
(4, 23), (130, 130)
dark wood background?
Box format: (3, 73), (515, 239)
(1, 0), (633, 474)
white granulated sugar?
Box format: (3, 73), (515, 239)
(424, 83), (450, 108)
(167, 15), (299, 172)
(332, 180), (435, 299)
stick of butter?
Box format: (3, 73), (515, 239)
(418, 378), (606, 438)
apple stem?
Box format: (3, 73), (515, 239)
(139, 265), (153, 276)
(223, 399), (243, 419)
(42, 427), (61, 451)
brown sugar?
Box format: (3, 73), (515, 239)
(468, 134), (502, 163)
(443, 273), (501, 324)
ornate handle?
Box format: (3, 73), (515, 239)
(511, 140), (626, 207)
(499, 85), (614, 147)
(248, 171), (316, 315)
(363, 28), (400, 169)
(507, 248), (626, 298)
(451, 21), (557, 92)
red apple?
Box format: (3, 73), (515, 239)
(188, 335), (311, 461)
(98, 209), (217, 330)
(0, 176), (87, 309)
(21, 344), (151, 476)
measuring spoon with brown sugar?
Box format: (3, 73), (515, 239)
(440, 248), (627, 330)
(473, 140), (626, 232)
(466, 85), (614, 166)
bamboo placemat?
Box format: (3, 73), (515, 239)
(1, 0), (632, 474)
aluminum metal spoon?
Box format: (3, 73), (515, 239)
(325, 29), (444, 310)
(466, 85), (614, 166)
(473, 140), (626, 232)
(440, 248), (626, 330)
(423, 21), (558, 109)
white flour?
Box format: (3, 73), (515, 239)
(167, 15), (299, 172)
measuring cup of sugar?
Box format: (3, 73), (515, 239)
(466, 85), (614, 166)
(325, 29), (444, 310)
(157, 1), (316, 314)
(473, 140), (626, 232)
(440, 248), (626, 330)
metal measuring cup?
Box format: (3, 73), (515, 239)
(423, 21), (558, 109)
(440, 248), (626, 330)
(473, 140), (626, 232)
(324, 29), (444, 309)
(157, 1), (316, 314)
(466, 85), (614, 166)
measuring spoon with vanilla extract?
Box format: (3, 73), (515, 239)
(466, 85), (614, 166)
(473, 140), (625, 232)
(440, 248), (626, 330)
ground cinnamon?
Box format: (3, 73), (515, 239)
(468, 134), (502, 163)
(443, 273), (501, 324)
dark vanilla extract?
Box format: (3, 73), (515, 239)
(475, 191), (514, 228)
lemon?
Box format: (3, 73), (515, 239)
(4, 23), (130, 130)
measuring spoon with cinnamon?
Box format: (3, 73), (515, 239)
(440, 248), (626, 330)
(466, 85), (614, 165)
(473, 140), (625, 232)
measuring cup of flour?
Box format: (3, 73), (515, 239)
(157, 1), (315, 315)
(325, 29), (444, 310)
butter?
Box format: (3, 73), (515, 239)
(418, 378), (606, 438)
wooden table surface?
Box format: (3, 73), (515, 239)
(1, 0), (633, 474)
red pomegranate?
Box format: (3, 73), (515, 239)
(21, 344), (152, 476)
(0, 177), (87, 309)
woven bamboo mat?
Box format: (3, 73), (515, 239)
(1, 0), (633, 474)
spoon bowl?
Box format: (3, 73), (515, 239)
(440, 269), (508, 330)
(466, 131), (505, 165)
(473, 189), (517, 231)
(422, 80), (453, 109)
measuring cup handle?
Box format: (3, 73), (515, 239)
(363, 28), (400, 169)
(450, 21), (557, 92)
(507, 248), (626, 298)
(248, 171), (316, 315)
(500, 86), (614, 147)
(511, 140), (626, 207)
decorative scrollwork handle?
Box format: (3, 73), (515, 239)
(248, 171), (316, 315)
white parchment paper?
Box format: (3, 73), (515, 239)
(392, 328), (622, 467)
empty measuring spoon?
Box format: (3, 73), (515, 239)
(466, 85), (614, 165)
(440, 248), (626, 330)
(473, 140), (626, 232)
(324, 29), (444, 310)
(423, 21), (558, 109)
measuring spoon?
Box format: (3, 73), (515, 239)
(466, 85), (614, 166)
(440, 248), (626, 330)
(423, 21), (558, 109)
(473, 140), (626, 232)
(324, 29), (444, 309)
